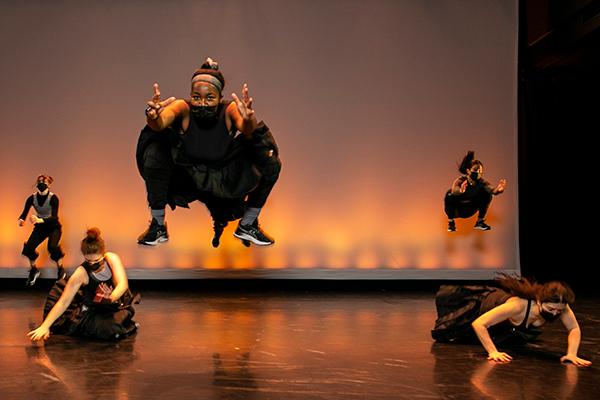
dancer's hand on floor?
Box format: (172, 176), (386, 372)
(27, 326), (50, 342)
(487, 351), (512, 363)
(560, 354), (592, 367)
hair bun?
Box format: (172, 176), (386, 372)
(201, 57), (219, 70)
(86, 227), (101, 240)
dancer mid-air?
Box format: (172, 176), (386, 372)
(137, 58), (281, 247)
(444, 151), (506, 232)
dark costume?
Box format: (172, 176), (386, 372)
(431, 285), (541, 345)
(19, 192), (65, 262)
(43, 259), (139, 340)
(444, 177), (494, 220)
(136, 100), (281, 225)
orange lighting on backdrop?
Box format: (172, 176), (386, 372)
(0, 0), (519, 278)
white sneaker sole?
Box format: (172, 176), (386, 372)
(474, 226), (491, 231)
(233, 232), (273, 246)
(138, 236), (169, 246)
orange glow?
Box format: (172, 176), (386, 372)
(0, 63), (519, 278)
(0, 0), (519, 280)
(1, 192), (517, 275)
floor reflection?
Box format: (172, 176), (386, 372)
(25, 336), (137, 399)
(1, 291), (598, 399)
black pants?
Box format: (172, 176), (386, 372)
(444, 190), (492, 220)
(142, 139), (175, 210)
(141, 136), (281, 211)
(246, 148), (281, 208)
(22, 224), (64, 262)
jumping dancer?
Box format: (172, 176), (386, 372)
(444, 151), (506, 232)
(137, 58), (281, 247)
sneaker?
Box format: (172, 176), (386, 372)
(474, 220), (491, 230)
(137, 219), (169, 245)
(57, 267), (67, 281)
(233, 221), (274, 246)
(25, 267), (40, 287)
(447, 220), (456, 232)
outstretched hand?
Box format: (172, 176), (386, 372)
(146, 83), (176, 120)
(496, 179), (507, 193)
(560, 354), (592, 367)
(231, 83), (255, 121)
(27, 325), (50, 342)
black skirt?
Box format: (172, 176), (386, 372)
(43, 279), (140, 341)
(431, 285), (540, 344)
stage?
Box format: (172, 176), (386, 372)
(1, 284), (598, 399)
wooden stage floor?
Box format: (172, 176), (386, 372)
(1, 285), (598, 399)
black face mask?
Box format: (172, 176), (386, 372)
(469, 171), (480, 181)
(190, 105), (219, 122)
(540, 307), (562, 322)
(37, 182), (48, 191)
(84, 259), (104, 272)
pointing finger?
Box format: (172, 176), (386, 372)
(153, 83), (161, 103)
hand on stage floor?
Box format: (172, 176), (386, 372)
(560, 354), (592, 367)
(27, 325), (50, 342)
(487, 351), (512, 363)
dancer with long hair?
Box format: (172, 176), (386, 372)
(432, 275), (591, 366)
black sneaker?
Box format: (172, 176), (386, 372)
(447, 220), (456, 232)
(25, 267), (40, 287)
(137, 219), (169, 245)
(233, 221), (274, 246)
(474, 220), (491, 230)
(57, 267), (67, 281)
